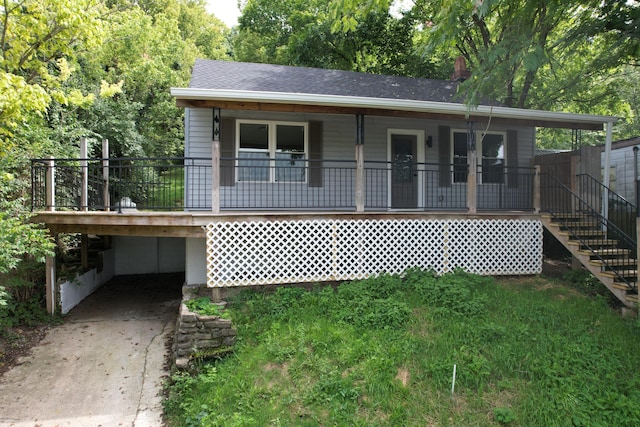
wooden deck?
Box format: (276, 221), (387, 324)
(33, 210), (541, 238)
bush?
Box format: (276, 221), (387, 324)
(335, 276), (411, 329)
(562, 269), (609, 297)
(0, 259), (50, 329)
(410, 269), (490, 317)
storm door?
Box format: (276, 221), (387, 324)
(390, 133), (418, 209)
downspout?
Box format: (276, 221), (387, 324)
(602, 121), (613, 221)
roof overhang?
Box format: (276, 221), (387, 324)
(171, 88), (617, 131)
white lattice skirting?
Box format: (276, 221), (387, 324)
(205, 218), (542, 287)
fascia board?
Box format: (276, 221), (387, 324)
(170, 88), (618, 126)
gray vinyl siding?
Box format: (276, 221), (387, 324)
(602, 145), (638, 202)
(184, 108), (213, 209)
(184, 107), (536, 210)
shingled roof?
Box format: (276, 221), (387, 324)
(172, 59), (616, 131)
(189, 59), (461, 104)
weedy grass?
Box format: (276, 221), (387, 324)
(164, 270), (640, 426)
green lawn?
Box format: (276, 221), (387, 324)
(147, 167), (184, 209)
(164, 270), (640, 426)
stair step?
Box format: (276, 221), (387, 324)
(554, 222), (601, 229)
(543, 212), (591, 219)
(578, 249), (631, 257)
(558, 230), (607, 237)
(611, 282), (633, 291)
(589, 259), (637, 268)
(567, 239), (618, 247)
(601, 270), (638, 278)
(625, 294), (639, 303)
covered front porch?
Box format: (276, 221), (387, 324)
(30, 154), (538, 213)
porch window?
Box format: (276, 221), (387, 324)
(237, 121), (307, 182)
(452, 132), (468, 183)
(451, 130), (506, 184)
(480, 133), (505, 184)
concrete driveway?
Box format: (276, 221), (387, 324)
(0, 273), (182, 427)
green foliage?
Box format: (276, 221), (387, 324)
(0, 0), (104, 143)
(0, 170), (54, 274)
(329, 0), (639, 132)
(235, 0), (440, 77)
(493, 406), (516, 424)
(335, 275), (411, 329)
(0, 259), (51, 329)
(166, 271), (640, 426)
(562, 269), (609, 298)
(408, 268), (489, 317)
(185, 297), (225, 317)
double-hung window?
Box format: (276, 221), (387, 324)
(237, 121), (307, 183)
(480, 133), (505, 184)
(451, 130), (506, 184)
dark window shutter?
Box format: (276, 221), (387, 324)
(507, 129), (518, 188)
(220, 117), (235, 187)
(308, 121), (323, 187)
(438, 125), (451, 187)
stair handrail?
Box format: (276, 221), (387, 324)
(576, 173), (636, 227)
(542, 173), (637, 293)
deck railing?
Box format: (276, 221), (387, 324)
(31, 157), (537, 212)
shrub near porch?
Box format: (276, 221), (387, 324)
(164, 270), (640, 426)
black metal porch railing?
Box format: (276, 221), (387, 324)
(476, 166), (536, 211)
(31, 157), (209, 211)
(31, 157), (537, 212)
(541, 173), (637, 292)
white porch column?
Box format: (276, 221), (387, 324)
(602, 121), (613, 221)
(355, 114), (365, 212)
(212, 108), (221, 214)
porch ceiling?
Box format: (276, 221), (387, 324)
(171, 88), (617, 131)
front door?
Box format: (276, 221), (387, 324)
(391, 133), (418, 209)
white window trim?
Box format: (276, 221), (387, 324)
(450, 129), (507, 184)
(236, 119), (309, 183)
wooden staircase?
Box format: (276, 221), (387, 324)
(542, 212), (638, 307)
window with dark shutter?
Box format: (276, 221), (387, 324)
(308, 121), (323, 187)
(438, 125), (451, 187)
(507, 130), (518, 188)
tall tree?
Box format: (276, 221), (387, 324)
(0, 0), (231, 296)
(235, 0), (441, 77)
(416, 0), (596, 109)
(0, 0), (102, 285)
(0, 0), (104, 151)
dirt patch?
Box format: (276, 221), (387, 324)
(0, 325), (49, 376)
(542, 257), (573, 278)
(395, 367), (410, 387)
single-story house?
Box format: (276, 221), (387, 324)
(32, 59), (622, 312)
